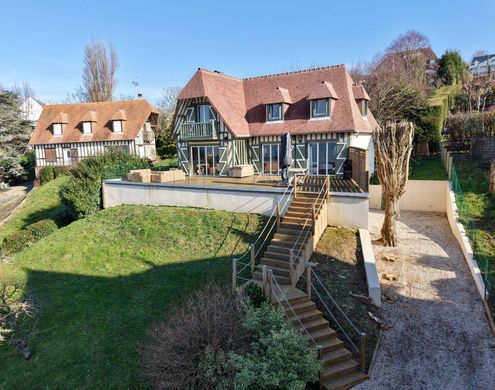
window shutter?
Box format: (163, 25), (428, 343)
(45, 148), (57, 162)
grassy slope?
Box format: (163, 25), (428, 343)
(0, 205), (263, 389)
(409, 154), (448, 180)
(0, 176), (68, 241)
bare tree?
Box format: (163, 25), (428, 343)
(461, 72), (495, 112)
(155, 86), (181, 158)
(374, 121), (415, 246)
(11, 83), (34, 101)
(386, 30), (431, 54)
(83, 40), (118, 102)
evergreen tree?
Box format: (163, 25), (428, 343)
(0, 90), (32, 183)
(439, 50), (467, 85)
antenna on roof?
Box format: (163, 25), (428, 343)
(132, 78), (141, 98)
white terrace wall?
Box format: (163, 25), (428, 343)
(369, 180), (448, 212)
(327, 192), (369, 229)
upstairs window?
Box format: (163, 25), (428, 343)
(267, 103), (282, 122)
(82, 121), (92, 134)
(52, 123), (63, 136)
(361, 100), (368, 117)
(113, 120), (123, 133)
(185, 105), (216, 123)
(311, 99), (329, 118)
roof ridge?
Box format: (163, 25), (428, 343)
(43, 99), (150, 107)
(243, 64), (346, 80)
(197, 68), (243, 81)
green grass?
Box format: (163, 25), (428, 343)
(0, 205), (263, 389)
(409, 154), (448, 180)
(0, 176), (68, 241)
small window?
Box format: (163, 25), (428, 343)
(52, 123), (63, 135)
(311, 99), (329, 118)
(82, 122), (92, 134)
(113, 120), (123, 133)
(361, 100), (368, 117)
(267, 103), (282, 122)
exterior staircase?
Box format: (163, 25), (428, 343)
(243, 178), (368, 390)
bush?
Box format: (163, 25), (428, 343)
(1, 231), (33, 254)
(242, 282), (267, 308)
(60, 150), (150, 219)
(53, 166), (72, 178)
(25, 219), (58, 240)
(445, 112), (495, 147)
(19, 151), (36, 182)
(39, 166), (55, 184)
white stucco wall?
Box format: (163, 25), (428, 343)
(327, 192), (369, 229)
(369, 180), (448, 212)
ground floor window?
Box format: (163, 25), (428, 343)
(104, 145), (130, 154)
(262, 144), (280, 175)
(308, 142), (337, 175)
(191, 145), (220, 175)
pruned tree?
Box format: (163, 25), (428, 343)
(83, 40), (118, 102)
(461, 72), (495, 112)
(374, 121), (415, 246)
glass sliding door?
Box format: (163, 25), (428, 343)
(191, 145), (220, 175)
(262, 144), (280, 175)
(308, 142), (338, 175)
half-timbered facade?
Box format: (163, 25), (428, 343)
(29, 99), (159, 174)
(173, 65), (378, 182)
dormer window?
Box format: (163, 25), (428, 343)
(185, 105), (216, 123)
(82, 121), (92, 134)
(52, 123), (63, 136)
(113, 120), (123, 133)
(361, 100), (368, 117)
(311, 99), (329, 118)
(267, 103), (282, 122)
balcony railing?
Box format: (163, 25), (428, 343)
(179, 120), (218, 140)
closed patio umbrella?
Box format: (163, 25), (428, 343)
(279, 133), (292, 184)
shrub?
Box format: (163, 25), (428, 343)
(445, 112), (495, 147)
(25, 219), (58, 240)
(60, 150), (150, 219)
(53, 166), (72, 178)
(19, 151), (36, 182)
(39, 166), (55, 184)
(242, 282), (267, 308)
(1, 231), (33, 254)
(140, 286), (250, 389)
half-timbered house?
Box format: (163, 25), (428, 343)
(172, 65), (378, 189)
(29, 99), (159, 174)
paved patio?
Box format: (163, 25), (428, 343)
(355, 210), (495, 390)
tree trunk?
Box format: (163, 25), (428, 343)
(381, 197), (399, 246)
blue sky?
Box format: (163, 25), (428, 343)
(1, 0), (494, 103)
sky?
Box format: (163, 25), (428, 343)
(1, 0), (494, 104)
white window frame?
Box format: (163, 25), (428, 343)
(267, 104), (282, 122)
(52, 123), (63, 136)
(262, 143), (281, 175)
(311, 99), (330, 119)
(113, 120), (123, 133)
(82, 121), (92, 134)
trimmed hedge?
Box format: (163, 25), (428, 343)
(39, 166), (55, 184)
(60, 150), (150, 219)
(26, 219), (59, 240)
(1, 230), (33, 254)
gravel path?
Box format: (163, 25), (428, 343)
(0, 183), (32, 224)
(355, 210), (495, 390)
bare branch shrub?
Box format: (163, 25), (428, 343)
(0, 283), (38, 359)
(140, 286), (250, 389)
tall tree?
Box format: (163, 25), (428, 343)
(0, 90), (32, 183)
(83, 40), (118, 102)
(374, 121), (415, 246)
(156, 87), (181, 158)
(439, 50), (467, 85)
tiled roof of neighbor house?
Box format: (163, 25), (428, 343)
(263, 87), (293, 105)
(29, 99), (158, 145)
(307, 81), (339, 100)
(177, 65), (378, 137)
(352, 85), (371, 101)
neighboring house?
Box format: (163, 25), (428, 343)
(20, 96), (44, 128)
(172, 65), (377, 182)
(470, 54), (495, 76)
(29, 99), (158, 173)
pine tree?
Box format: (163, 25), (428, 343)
(0, 90), (32, 183)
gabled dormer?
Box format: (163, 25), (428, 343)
(307, 81), (339, 119)
(264, 87), (292, 122)
(352, 85), (371, 118)
(80, 110), (97, 134)
(110, 109), (127, 133)
(52, 112), (68, 136)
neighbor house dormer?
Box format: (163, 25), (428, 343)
(81, 110), (97, 134)
(307, 81), (339, 119)
(352, 85), (371, 118)
(110, 109), (127, 133)
(264, 87), (292, 123)
(52, 112), (68, 136)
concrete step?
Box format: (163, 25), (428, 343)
(323, 370), (368, 390)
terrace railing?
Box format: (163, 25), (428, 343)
(179, 120), (218, 140)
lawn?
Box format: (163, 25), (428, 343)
(0, 176), (69, 241)
(0, 205), (263, 389)
(409, 154), (448, 180)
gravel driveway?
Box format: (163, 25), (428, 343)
(0, 183), (32, 224)
(355, 210), (495, 390)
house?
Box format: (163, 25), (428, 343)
(470, 54), (495, 76)
(20, 96), (44, 128)
(172, 64), (378, 188)
(29, 99), (158, 174)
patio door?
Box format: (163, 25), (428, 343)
(262, 144), (280, 175)
(191, 145), (220, 175)
(308, 142), (337, 175)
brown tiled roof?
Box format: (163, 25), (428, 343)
(29, 99), (158, 145)
(352, 85), (370, 101)
(263, 87), (293, 104)
(307, 81), (339, 100)
(176, 65), (377, 137)
(81, 110), (97, 122)
(111, 109), (127, 121)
